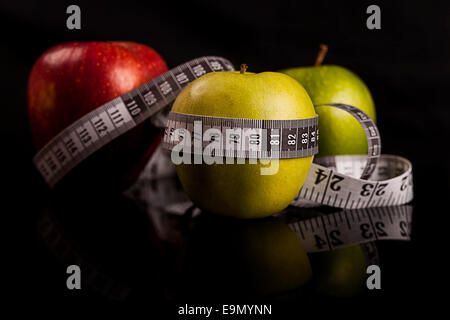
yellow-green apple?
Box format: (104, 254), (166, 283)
(28, 41), (168, 191)
(281, 45), (376, 157)
(172, 65), (316, 218)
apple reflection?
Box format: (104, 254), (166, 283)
(175, 214), (312, 300)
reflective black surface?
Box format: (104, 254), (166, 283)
(31, 153), (416, 306)
(21, 140), (442, 317)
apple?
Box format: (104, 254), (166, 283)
(309, 245), (367, 297)
(28, 41), (168, 191)
(172, 65), (316, 218)
(280, 44), (376, 157)
(179, 215), (312, 298)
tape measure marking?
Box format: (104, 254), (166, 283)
(33, 56), (235, 188)
(287, 205), (412, 252)
(293, 154), (413, 209)
(162, 112), (319, 159)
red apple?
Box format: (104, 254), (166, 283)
(28, 41), (168, 192)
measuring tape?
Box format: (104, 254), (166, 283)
(162, 112), (319, 159)
(286, 205), (412, 253)
(32, 56), (235, 188)
(293, 154), (413, 209)
(161, 102), (412, 209)
(162, 104), (378, 169)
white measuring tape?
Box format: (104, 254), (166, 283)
(293, 154), (413, 209)
(31, 55), (413, 212)
(32, 56), (235, 188)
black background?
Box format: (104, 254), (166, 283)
(2, 0), (448, 315)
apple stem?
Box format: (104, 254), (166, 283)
(240, 64), (248, 74)
(314, 44), (328, 66)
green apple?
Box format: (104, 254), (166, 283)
(309, 245), (367, 297)
(280, 45), (376, 157)
(179, 216), (312, 298)
(172, 66), (316, 218)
